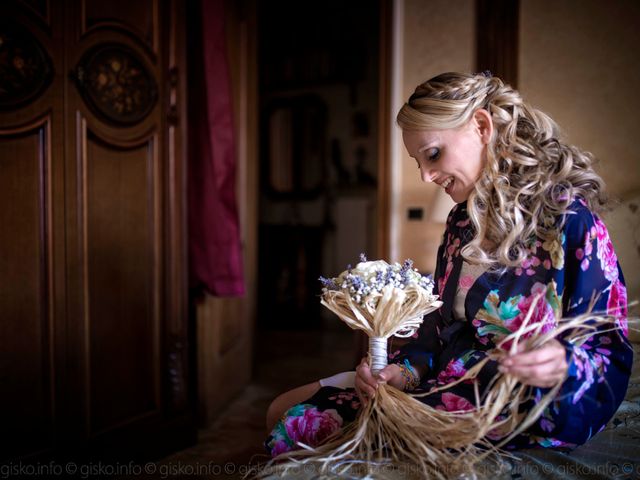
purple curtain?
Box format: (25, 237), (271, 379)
(188, 0), (245, 296)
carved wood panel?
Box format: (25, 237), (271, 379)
(0, 116), (55, 460)
(80, 0), (159, 56)
(77, 122), (162, 436)
(0, 0), (192, 461)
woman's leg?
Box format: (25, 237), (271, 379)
(265, 381), (321, 432)
(265, 371), (357, 432)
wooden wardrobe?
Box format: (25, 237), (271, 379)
(0, 0), (194, 461)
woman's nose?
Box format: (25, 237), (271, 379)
(420, 167), (435, 183)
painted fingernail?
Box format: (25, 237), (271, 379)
(498, 366), (507, 373)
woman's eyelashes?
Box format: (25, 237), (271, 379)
(427, 148), (441, 162)
(415, 148), (440, 168)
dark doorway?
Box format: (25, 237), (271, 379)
(256, 1), (381, 335)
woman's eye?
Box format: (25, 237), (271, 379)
(428, 148), (440, 162)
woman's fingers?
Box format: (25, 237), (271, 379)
(355, 357), (377, 401)
(503, 341), (565, 367)
(378, 364), (404, 389)
(499, 340), (568, 387)
(505, 359), (565, 386)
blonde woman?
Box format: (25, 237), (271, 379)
(265, 72), (632, 456)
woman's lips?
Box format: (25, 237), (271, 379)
(441, 176), (454, 193)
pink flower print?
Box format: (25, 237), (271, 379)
(530, 281), (547, 297)
(580, 258), (590, 271)
(456, 218), (471, 227)
(437, 358), (467, 384)
(388, 349), (400, 360)
(593, 217), (618, 282)
(439, 260), (454, 294)
(270, 439), (291, 457)
(436, 392), (474, 412)
(542, 259), (551, 270)
(583, 231), (593, 256)
(607, 279), (628, 336)
(329, 391), (358, 405)
(447, 238), (461, 256)
(502, 285), (556, 347)
(284, 407), (343, 448)
(518, 260), (537, 275)
(575, 248), (584, 260)
(459, 275), (475, 290)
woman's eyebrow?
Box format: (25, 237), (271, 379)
(418, 141), (438, 153)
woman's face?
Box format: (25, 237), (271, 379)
(402, 110), (492, 204)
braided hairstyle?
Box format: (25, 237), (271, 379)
(397, 72), (608, 269)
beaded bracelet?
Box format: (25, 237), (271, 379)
(399, 359), (420, 391)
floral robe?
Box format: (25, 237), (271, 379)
(265, 200), (633, 456)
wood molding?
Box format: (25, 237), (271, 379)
(377, 0), (392, 261)
(76, 114), (163, 437)
(79, 0), (160, 59)
(0, 113), (55, 457)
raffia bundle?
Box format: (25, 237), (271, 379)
(258, 258), (630, 480)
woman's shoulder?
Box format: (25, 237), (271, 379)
(561, 198), (603, 248)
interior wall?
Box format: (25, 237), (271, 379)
(519, 0), (640, 199)
(392, 0), (476, 272)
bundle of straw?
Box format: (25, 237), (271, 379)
(259, 258), (629, 480)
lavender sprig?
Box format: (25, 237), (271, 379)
(319, 254), (436, 307)
(319, 276), (339, 291)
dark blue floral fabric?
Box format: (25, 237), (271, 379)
(389, 199), (633, 449)
(265, 199), (633, 457)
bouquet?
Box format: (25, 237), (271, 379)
(318, 255), (442, 375)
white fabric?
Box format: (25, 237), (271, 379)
(319, 371), (356, 389)
(369, 336), (388, 374)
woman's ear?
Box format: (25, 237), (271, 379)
(473, 108), (493, 145)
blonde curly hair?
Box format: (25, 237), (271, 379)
(397, 71), (608, 269)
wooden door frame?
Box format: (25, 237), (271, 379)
(377, 0), (393, 262)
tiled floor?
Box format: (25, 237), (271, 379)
(156, 326), (358, 479)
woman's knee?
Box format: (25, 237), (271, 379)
(265, 381), (321, 432)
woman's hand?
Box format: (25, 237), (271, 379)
(354, 357), (405, 404)
(499, 339), (568, 388)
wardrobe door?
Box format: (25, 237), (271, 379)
(0, 2), (67, 461)
(63, 0), (192, 458)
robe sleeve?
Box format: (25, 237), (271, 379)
(547, 204), (633, 444)
(386, 229), (448, 375)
